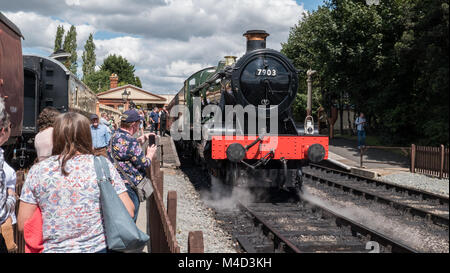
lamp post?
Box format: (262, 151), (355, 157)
(122, 89), (131, 111)
(306, 69), (317, 117)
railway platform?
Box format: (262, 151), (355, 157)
(326, 137), (410, 178)
(141, 130), (180, 168)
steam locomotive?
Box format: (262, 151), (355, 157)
(168, 30), (329, 194)
(0, 12), (98, 169)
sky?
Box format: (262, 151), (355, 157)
(1, 0), (325, 94)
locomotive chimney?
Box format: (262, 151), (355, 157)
(243, 30), (269, 52)
(109, 73), (118, 89)
(49, 49), (71, 64)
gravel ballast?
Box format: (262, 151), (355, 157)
(302, 180), (449, 253)
(161, 168), (237, 253)
(378, 172), (449, 197)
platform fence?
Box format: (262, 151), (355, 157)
(411, 144), (449, 179)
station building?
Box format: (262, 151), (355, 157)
(97, 73), (174, 112)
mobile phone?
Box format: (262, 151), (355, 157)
(148, 134), (156, 146)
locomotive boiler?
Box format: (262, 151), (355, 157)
(168, 30), (329, 194)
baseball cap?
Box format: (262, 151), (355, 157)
(90, 114), (99, 120)
(121, 109), (144, 123)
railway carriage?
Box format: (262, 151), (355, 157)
(23, 54), (98, 134)
(0, 12), (24, 139)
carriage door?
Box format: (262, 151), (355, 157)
(23, 68), (39, 133)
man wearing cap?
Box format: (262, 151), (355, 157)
(90, 114), (111, 157)
(107, 109), (157, 222)
(149, 107), (159, 134)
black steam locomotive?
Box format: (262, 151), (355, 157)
(1, 12), (98, 169)
(168, 30), (329, 194)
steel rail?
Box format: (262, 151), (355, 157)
(311, 202), (418, 253)
(309, 163), (449, 205)
(237, 201), (417, 253)
(305, 165), (449, 227)
(237, 202), (302, 253)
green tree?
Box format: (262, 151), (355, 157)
(54, 25), (65, 52)
(84, 54), (142, 92)
(82, 33), (96, 80)
(63, 25), (78, 75)
(100, 54), (138, 86)
(83, 70), (111, 93)
(135, 76), (142, 88)
(282, 0), (449, 146)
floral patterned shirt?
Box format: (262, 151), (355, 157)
(107, 128), (151, 186)
(20, 155), (127, 253)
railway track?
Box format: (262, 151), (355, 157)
(303, 164), (449, 228)
(232, 201), (417, 253)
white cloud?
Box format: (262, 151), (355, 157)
(3, 0), (306, 93)
(4, 11), (95, 52)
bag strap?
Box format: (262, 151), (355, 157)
(99, 157), (111, 179)
(93, 156), (107, 183)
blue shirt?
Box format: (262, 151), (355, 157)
(355, 117), (366, 131)
(90, 124), (111, 148)
(150, 111), (159, 123)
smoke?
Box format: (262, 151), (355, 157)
(299, 186), (449, 253)
(200, 175), (256, 211)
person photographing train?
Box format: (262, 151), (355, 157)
(107, 109), (157, 222)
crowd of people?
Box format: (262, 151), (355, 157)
(0, 99), (170, 253)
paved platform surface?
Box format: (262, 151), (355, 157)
(140, 130), (180, 167)
(327, 137), (410, 178)
(159, 136), (180, 168)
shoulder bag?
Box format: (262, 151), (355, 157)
(93, 156), (149, 251)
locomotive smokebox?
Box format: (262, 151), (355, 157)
(243, 30), (269, 52)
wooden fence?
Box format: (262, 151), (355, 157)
(411, 144), (449, 179)
(11, 150), (204, 253)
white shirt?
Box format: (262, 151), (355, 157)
(355, 117), (366, 131)
(3, 162), (16, 224)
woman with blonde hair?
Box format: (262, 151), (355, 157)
(18, 112), (135, 253)
(34, 106), (60, 162)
